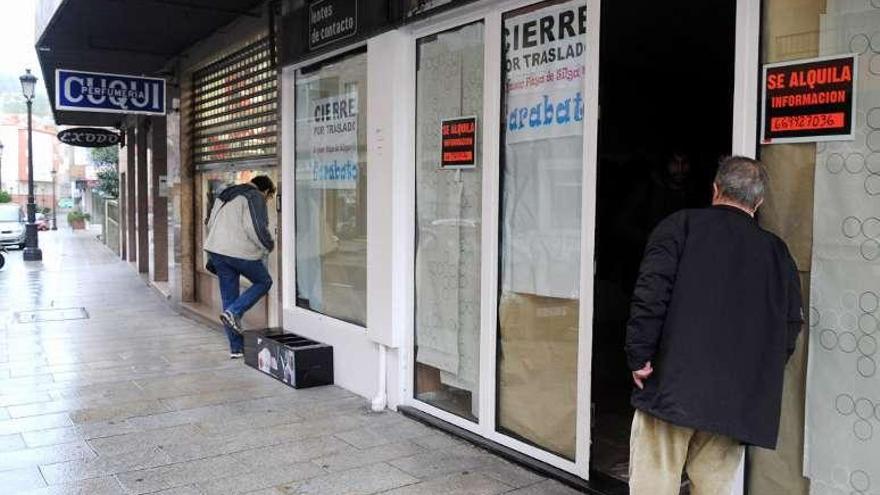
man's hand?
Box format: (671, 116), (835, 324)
(632, 361), (654, 389)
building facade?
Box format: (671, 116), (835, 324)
(35, 0), (880, 494)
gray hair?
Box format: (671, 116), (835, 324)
(714, 156), (769, 209)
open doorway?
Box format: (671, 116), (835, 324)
(591, 0), (737, 484)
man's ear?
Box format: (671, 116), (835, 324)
(754, 197), (764, 211)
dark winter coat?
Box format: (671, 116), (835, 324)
(625, 205), (803, 448)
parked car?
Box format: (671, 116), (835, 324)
(35, 213), (49, 231)
(0, 204), (26, 249)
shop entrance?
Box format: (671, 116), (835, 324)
(591, 0), (737, 483)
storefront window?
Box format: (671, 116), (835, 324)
(496, 0), (586, 459)
(759, 1), (879, 494)
(294, 51), (368, 326)
(414, 22), (484, 421)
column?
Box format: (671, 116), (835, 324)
(136, 119), (149, 274)
(151, 117), (169, 282)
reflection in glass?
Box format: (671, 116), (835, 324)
(414, 22), (484, 421)
(294, 51), (368, 326)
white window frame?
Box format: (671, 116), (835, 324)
(398, 0), (601, 479)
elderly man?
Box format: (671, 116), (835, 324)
(625, 156), (803, 494)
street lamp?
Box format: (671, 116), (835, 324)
(20, 68), (41, 261)
(51, 170), (57, 230)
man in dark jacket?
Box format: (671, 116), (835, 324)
(625, 156), (803, 494)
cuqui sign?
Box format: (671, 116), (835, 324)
(56, 69), (166, 115)
(57, 128), (121, 148)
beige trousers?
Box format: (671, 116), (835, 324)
(629, 410), (744, 495)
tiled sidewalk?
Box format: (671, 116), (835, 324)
(0, 230), (581, 494)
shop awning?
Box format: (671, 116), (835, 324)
(35, 0), (267, 127)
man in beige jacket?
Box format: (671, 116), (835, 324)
(204, 176), (275, 358)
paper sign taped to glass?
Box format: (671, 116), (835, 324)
(501, 0), (586, 299)
(297, 91), (359, 189)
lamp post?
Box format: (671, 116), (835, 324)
(51, 170), (57, 230)
(20, 69), (41, 261)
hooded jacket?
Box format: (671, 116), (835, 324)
(204, 183), (274, 260)
(625, 206), (803, 449)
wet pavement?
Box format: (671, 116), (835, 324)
(0, 229), (581, 494)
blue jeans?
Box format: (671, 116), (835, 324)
(208, 252), (273, 353)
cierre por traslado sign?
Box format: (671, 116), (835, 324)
(56, 69), (166, 115)
(57, 128), (121, 148)
(761, 54), (856, 144)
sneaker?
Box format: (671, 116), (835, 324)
(220, 310), (243, 334)
(229, 352), (244, 359)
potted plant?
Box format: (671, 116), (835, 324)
(67, 210), (91, 230)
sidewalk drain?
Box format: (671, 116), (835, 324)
(15, 307), (90, 323)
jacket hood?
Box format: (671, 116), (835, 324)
(217, 183), (256, 202)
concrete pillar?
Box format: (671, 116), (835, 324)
(136, 119), (149, 274)
(180, 78), (196, 302)
(151, 117), (169, 282)
(126, 126), (137, 263)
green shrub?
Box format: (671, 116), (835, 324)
(0, 191), (10, 203)
(67, 210), (91, 223)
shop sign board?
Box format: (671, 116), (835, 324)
(440, 117), (477, 169)
(56, 69), (166, 115)
(761, 54), (856, 144)
(309, 0), (358, 50)
(57, 127), (121, 148)
(303, 92), (359, 189)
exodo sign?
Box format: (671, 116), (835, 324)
(57, 128), (121, 148)
(56, 69), (166, 115)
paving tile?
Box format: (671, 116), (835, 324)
(279, 462), (419, 495)
(0, 466), (47, 492)
(476, 458), (545, 489)
(39, 445), (174, 485)
(232, 435), (355, 468)
(87, 424), (201, 457)
(115, 454), (252, 494)
(0, 440), (96, 471)
(69, 399), (173, 424)
(0, 432), (26, 452)
(0, 412), (73, 436)
(22, 427), (83, 448)
(410, 432), (467, 451)
(196, 461), (326, 494)
(334, 421), (435, 449)
(388, 446), (497, 480)
(380, 472), (513, 494)
(15, 476), (126, 495)
(311, 441), (427, 473)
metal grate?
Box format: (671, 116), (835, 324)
(15, 307), (90, 323)
(191, 37), (278, 166)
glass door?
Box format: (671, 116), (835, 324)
(409, 0), (600, 479)
(496, 0), (588, 462)
(414, 21), (485, 422)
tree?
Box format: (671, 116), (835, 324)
(0, 191), (10, 203)
(91, 146), (120, 198)
(90, 146), (119, 167)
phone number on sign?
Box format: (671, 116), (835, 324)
(770, 112), (845, 132)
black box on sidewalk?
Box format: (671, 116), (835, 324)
(243, 329), (333, 389)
